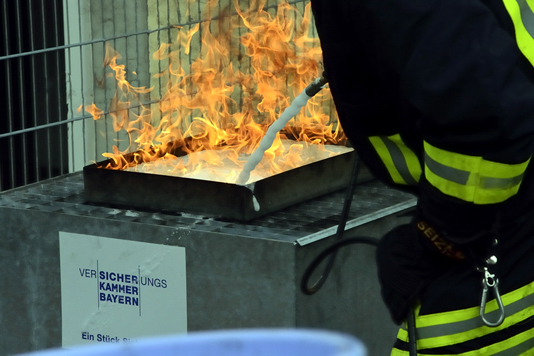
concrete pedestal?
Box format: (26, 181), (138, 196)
(0, 173), (415, 356)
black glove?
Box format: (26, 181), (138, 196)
(376, 223), (462, 324)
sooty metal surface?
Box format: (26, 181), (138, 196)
(83, 149), (358, 221)
(0, 172), (416, 244)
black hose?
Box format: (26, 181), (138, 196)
(407, 306), (418, 356)
(298, 152), (418, 355)
(300, 233), (418, 356)
(300, 155), (365, 295)
(300, 235), (380, 295)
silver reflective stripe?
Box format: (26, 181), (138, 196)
(481, 174), (525, 189)
(416, 292), (534, 340)
(379, 136), (418, 186)
(424, 152), (470, 185)
(518, 0), (534, 38)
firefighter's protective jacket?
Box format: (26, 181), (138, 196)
(311, 0), (534, 353)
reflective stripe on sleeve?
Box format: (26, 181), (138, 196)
(423, 142), (530, 204)
(503, 0), (534, 66)
(368, 134), (422, 186)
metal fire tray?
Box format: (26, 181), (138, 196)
(83, 145), (357, 221)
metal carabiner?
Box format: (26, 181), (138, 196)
(479, 267), (505, 327)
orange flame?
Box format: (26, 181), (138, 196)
(85, 104), (105, 121)
(86, 1), (345, 182)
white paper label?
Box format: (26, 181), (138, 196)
(59, 232), (187, 348)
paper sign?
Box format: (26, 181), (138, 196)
(59, 232), (187, 348)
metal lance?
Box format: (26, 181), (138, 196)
(236, 75), (328, 185)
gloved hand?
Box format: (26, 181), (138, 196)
(376, 223), (464, 324)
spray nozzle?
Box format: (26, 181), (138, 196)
(304, 72), (328, 97)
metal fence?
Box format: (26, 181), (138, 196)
(1, 0), (67, 191)
(0, 0), (321, 192)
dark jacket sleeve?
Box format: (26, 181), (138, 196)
(312, 0), (534, 239)
(371, 0), (534, 161)
(311, 0), (422, 195)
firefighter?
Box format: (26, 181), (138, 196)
(310, 0), (534, 354)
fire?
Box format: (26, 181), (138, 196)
(86, 1), (346, 184)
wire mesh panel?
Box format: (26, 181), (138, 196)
(0, 0), (68, 191)
(1, 0), (334, 192)
(63, 0), (151, 172)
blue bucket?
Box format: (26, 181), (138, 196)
(18, 329), (366, 356)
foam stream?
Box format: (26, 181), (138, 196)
(235, 89), (312, 185)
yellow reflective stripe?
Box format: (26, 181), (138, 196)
(389, 135), (423, 183)
(392, 329), (534, 356)
(417, 302), (534, 349)
(390, 347), (409, 355)
(369, 134), (422, 186)
(369, 136), (408, 185)
(503, 0), (534, 66)
(391, 331), (534, 356)
(452, 328), (534, 356)
(392, 323), (534, 356)
(393, 325), (534, 355)
(391, 329), (534, 356)
(397, 327), (409, 342)
(424, 142), (530, 204)
(491, 329), (534, 355)
(417, 280), (533, 326)
(414, 281), (534, 349)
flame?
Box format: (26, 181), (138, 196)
(86, 1), (345, 182)
(85, 103), (105, 121)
